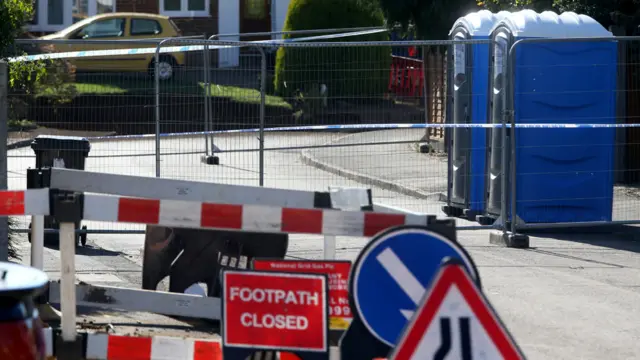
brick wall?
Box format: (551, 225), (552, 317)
(173, 0), (219, 37)
(172, 0), (219, 67)
(115, 0), (219, 37)
(116, 0), (159, 13)
(171, 16), (218, 37)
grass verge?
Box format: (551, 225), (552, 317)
(39, 78), (291, 109)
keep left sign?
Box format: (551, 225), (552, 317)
(222, 269), (329, 355)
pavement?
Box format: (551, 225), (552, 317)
(7, 129), (640, 359)
(301, 129), (448, 200)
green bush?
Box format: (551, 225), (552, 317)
(2, 0), (77, 260)
(274, 0), (391, 100)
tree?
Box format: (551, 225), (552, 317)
(480, 0), (640, 30)
(366, 0), (480, 39)
(554, 0), (640, 30)
(480, 0), (552, 12)
(0, 0), (33, 56)
(0, 0), (52, 96)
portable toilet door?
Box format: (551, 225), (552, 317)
(479, 30), (510, 225)
(479, 10), (617, 226)
(442, 10), (510, 221)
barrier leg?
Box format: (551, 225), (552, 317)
(30, 215), (44, 270)
(324, 235), (336, 260)
(35, 214), (61, 323)
(59, 222), (77, 341)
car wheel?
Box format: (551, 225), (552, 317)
(150, 56), (176, 81)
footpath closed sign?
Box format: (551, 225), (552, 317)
(222, 270), (329, 353)
(253, 259), (352, 330)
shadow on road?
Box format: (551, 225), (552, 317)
(46, 305), (221, 333)
(525, 224), (640, 254)
(44, 242), (123, 257)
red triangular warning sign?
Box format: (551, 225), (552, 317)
(389, 262), (525, 360)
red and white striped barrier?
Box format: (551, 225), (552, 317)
(85, 333), (222, 360)
(0, 187), (430, 238)
(43, 330), (343, 359)
(15, 171), (434, 353)
(0, 189), (49, 216)
(43, 329), (223, 360)
(83, 193), (429, 237)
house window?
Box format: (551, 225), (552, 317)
(29, 0), (115, 32)
(73, 0), (114, 23)
(96, 0), (114, 13)
(48, 0), (64, 25)
(73, 0), (89, 22)
(131, 19), (163, 36)
(160, 0), (209, 18)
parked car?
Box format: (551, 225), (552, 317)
(40, 13), (186, 80)
(0, 262), (49, 360)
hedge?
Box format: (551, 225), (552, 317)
(274, 0), (391, 100)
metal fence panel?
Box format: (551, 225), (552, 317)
(505, 36), (640, 232)
(5, 37), (510, 236)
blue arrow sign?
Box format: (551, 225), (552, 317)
(350, 225), (480, 347)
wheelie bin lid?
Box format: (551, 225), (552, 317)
(30, 135), (91, 153)
(0, 261), (49, 300)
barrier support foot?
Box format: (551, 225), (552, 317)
(463, 209), (482, 222)
(489, 230), (530, 249)
(201, 155), (220, 165)
(441, 205), (463, 218)
(476, 215), (496, 226)
(55, 334), (84, 360)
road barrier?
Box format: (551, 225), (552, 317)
(1, 167), (437, 358)
(0, 189), (50, 215)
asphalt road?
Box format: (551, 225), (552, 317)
(8, 131), (640, 359)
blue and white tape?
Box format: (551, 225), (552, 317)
(8, 29), (387, 63)
(85, 122), (639, 141)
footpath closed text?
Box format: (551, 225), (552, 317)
(223, 271), (327, 351)
(229, 287), (320, 330)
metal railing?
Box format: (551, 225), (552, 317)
(4, 34), (640, 243)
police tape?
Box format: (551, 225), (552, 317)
(84, 122), (640, 141)
(8, 28), (387, 63)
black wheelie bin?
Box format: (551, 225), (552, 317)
(28, 135), (91, 246)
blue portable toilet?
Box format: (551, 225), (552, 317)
(442, 10), (510, 221)
(481, 10), (616, 225)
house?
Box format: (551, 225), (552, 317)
(28, 0), (291, 67)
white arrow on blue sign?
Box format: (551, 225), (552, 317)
(350, 225), (480, 347)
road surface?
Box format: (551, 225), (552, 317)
(8, 130), (640, 359)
